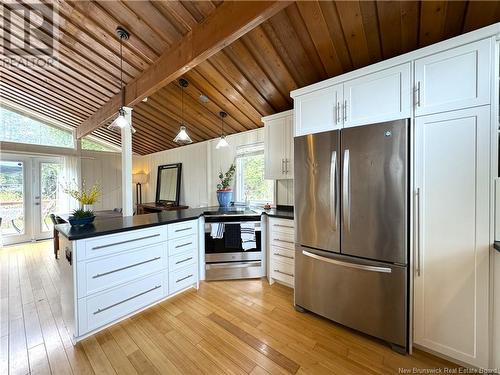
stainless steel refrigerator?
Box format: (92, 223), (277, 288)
(294, 119), (408, 353)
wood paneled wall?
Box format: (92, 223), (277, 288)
(134, 128), (281, 207)
(80, 151), (123, 211)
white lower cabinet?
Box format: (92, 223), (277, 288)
(268, 217), (295, 288)
(413, 106), (490, 367)
(70, 219), (199, 341)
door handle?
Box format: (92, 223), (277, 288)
(415, 188), (421, 276)
(330, 150), (337, 231)
(281, 158), (285, 174)
(284, 159), (288, 174)
(342, 149), (350, 232)
(335, 102), (340, 124)
(343, 100), (347, 122)
(303, 250), (392, 273)
(416, 81), (421, 107)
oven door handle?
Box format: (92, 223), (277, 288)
(205, 261), (261, 269)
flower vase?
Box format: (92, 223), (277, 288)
(216, 190), (233, 207)
(83, 204), (94, 212)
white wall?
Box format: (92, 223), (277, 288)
(134, 128), (290, 208)
(80, 151), (123, 211)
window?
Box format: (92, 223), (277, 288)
(81, 137), (119, 152)
(0, 107), (74, 148)
(235, 143), (274, 205)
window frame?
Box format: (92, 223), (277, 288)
(234, 142), (274, 206)
(0, 105), (75, 149)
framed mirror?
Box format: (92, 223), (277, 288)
(155, 163), (182, 206)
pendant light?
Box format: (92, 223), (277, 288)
(173, 78), (193, 144)
(216, 111), (229, 149)
(108, 26), (136, 133)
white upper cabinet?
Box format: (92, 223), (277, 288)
(293, 64), (410, 135)
(414, 106), (490, 368)
(415, 38), (491, 116)
(343, 63), (411, 128)
(263, 110), (294, 180)
(294, 84), (342, 137)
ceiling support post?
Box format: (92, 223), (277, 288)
(121, 107), (134, 216)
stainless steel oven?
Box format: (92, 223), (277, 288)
(204, 210), (264, 280)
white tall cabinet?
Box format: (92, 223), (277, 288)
(263, 110), (294, 180)
(413, 106), (490, 367)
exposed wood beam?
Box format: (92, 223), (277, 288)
(77, 1), (291, 138)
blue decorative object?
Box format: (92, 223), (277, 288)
(217, 190), (233, 207)
(68, 215), (95, 226)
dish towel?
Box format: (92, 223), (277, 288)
(240, 223), (256, 251)
(225, 224), (241, 248)
(210, 223), (225, 239)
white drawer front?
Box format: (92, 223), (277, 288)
(169, 249), (196, 272)
(169, 263), (197, 295)
(271, 259), (294, 286)
(168, 220), (197, 240)
(81, 226), (166, 261)
(269, 218), (295, 235)
(78, 272), (166, 336)
(168, 234), (198, 256)
(271, 246), (294, 265)
(79, 243), (166, 297)
(270, 231), (295, 251)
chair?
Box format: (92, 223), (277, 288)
(49, 214), (67, 259)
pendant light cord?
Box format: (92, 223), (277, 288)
(120, 36), (124, 107)
(181, 83), (184, 126)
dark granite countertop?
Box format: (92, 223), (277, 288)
(494, 242), (500, 252)
(56, 205), (294, 241)
(259, 207), (294, 220)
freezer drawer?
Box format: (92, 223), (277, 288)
(295, 246), (407, 348)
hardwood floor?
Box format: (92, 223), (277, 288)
(1, 240), (459, 375)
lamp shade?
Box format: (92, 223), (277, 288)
(133, 172), (148, 184)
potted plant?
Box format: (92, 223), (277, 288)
(217, 164), (236, 207)
(63, 181), (101, 225)
(68, 208), (95, 226)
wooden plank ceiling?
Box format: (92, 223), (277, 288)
(2, 1), (500, 155)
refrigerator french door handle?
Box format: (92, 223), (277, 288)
(343, 149), (350, 231)
(415, 188), (421, 276)
(330, 151), (337, 231)
(302, 250), (392, 273)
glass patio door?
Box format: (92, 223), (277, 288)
(0, 158), (31, 244)
(33, 158), (63, 240)
(1, 155), (63, 245)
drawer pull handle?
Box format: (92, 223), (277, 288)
(92, 257), (161, 279)
(92, 234), (160, 250)
(176, 274), (193, 283)
(273, 253), (294, 260)
(175, 227), (192, 233)
(175, 257), (193, 265)
(273, 224), (294, 229)
(175, 242), (192, 248)
(274, 238), (294, 245)
(93, 285), (161, 315)
(274, 269), (294, 277)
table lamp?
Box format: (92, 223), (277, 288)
(133, 172), (148, 205)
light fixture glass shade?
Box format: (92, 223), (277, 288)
(215, 135), (229, 149)
(133, 172), (148, 184)
(108, 108), (130, 130)
(173, 125), (192, 144)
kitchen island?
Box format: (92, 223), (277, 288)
(55, 206), (294, 344)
